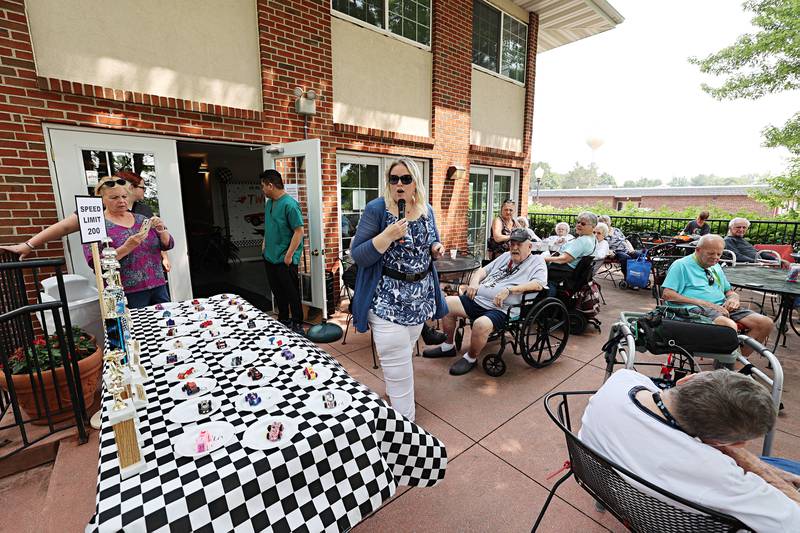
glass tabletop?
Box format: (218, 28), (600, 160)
(724, 265), (800, 297)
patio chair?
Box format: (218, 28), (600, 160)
(594, 256), (621, 289)
(339, 252), (379, 369)
(532, 390), (751, 532)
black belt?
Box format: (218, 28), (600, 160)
(382, 262), (432, 282)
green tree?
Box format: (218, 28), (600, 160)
(621, 177), (662, 188)
(597, 172), (617, 187)
(689, 0), (800, 213)
(530, 161), (561, 190)
(561, 162), (599, 189)
(669, 176), (690, 187)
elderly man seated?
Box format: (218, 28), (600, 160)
(422, 228), (547, 376)
(580, 369), (800, 530)
(724, 217), (758, 263)
(662, 234), (773, 355)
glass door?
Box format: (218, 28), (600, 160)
(467, 166), (519, 259)
(46, 127), (190, 301)
(262, 140), (327, 317)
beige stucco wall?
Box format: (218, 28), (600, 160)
(331, 17), (431, 137)
(25, 0), (263, 111)
(485, 0), (528, 21)
(470, 68), (525, 152)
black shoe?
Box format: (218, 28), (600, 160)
(291, 323), (306, 337)
(421, 324), (447, 346)
(422, 345), (456, 358)
(449, 357), (476, 376)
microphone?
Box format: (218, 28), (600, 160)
(397, 199), (406, 244)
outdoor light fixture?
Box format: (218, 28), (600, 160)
(446, 165), (466, 180)
(293, 87), (317, 116)
(534, 166), (544, 204)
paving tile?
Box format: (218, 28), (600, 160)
(352, 445), (609, 533)
(0, 463), (52, 533)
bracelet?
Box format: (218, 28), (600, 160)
(24, 241), (35, 250)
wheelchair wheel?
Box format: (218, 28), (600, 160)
(618, 280), (628, 289)
(482, 355), (506, 377)
(569, 312), (588, 335)
(520, 298), (569, 368)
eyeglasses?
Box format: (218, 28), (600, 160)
(703, 268), (715, 286)
(388, 174), (413, 185)
(97, 179), (128, 190)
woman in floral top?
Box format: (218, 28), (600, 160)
(350, 158), (448, 421)
(83, 177), (174, 308)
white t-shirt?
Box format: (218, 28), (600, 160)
(593, 239), (610, 259)
(579, 370), (800, 532)
(473, 251), (548, 312)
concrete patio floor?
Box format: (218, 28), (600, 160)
(3, 275), (798, 533)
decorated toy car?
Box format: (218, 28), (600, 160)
(303, 366), (317, 380)
(166, 353), (179, 364)
(166, 327), (177, 336)
(237, 304), (245, 312)
(197, 399), (212, 415)
(155, 304), (165, 311)
(280, 348), (295, 361)
(216, 340), (227, 350)
(208, 329), (220, 338)
(200, 320), (213, 328)
(247, 367), (263, 381)
(247, 320), (256, 329)
(173, 340), (184, 349)
(166, 318), (176, 326)
(161, 310), (171, 318)
(323, 391), (336, 409)
(245, 392), (261, 406)
(182, 381), (200, 396)
(220, 294), (230, 300)
(194, 304), (205, 312)
(230, 355), (242, 366)
(177, 366), (195, 380)
(195, 429), (212, 453)
(191, 299), (200, 305)
(267, 421), (283, 442)
(238, 312), (248, 320)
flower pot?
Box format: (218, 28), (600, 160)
(0, 341), (103, 425)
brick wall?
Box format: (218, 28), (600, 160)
(1, 0), (539, 278)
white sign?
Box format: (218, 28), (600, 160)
(226, 182), (265, 247)
(75, 196), (107, 244)
(285, 183), (299, 202)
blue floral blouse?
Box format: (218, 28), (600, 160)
(370, 211), (436, 326)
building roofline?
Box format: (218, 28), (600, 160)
(535, 184), (769, 197)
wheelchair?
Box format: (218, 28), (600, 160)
(548, 255), (602, 335)
(453, 291), (570, 378)
(602, 310), (784, 455)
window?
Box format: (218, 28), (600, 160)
(472, 1), (527, 83)
(333, 0), (432, 46)
(81, 149), (160, 215)
(467, 166), (519, 258)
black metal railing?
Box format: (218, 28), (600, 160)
(528, 212), (799, 248)
(0, 253), (88, 460)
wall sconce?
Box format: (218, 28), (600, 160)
(446, 165), (466, 180)
(293, 87), (317, 116)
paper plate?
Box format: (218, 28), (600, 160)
(152, 301), (180, 311)
(169, 361), (209, 382)
(269, 346), (308, 365)
(184, 298), (209, 306)
(211, 293), (237, 301)
(220, 349), (259, 368)
(235, 365), (279, 387)
(194, 319), (223, 331)
(255, 335), (292, 350)
(229, 310), (260, 321)
(200, 326), (234, 340)
(224, 303), (255, 314)
(242, 416), (299, 450)
(157, 316), (191, 328)
(188, 310), (218, 321)
(235, 386), (284, 412)
(240, 319), (271, 330)
(305, 389), (353, 416)
(167, 396), (222, 424)
(204, 337), (242, 354)
(291, 365), (333, 387)
(159, 336), (200, 352)
(161, 324), (199, 338)
(173, 421), (235, 458)
(168, 377), (217, 401)
(152, 348), (192, 367)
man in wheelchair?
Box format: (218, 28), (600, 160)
(580, 369), (800, 530)
(661, 234), (773, 356)
(422, 228), (547, 375)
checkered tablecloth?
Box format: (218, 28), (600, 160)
(86, 295), (447, 532)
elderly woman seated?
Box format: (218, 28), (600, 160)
(544, 212), (598, 294)
(593, 223), (612, 259)
(544, 222), (575, 251)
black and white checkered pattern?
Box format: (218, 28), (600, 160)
(86, 295), (447, 532)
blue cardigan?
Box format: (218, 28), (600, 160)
(350, 197), (448, 333)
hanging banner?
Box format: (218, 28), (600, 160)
(227, 182), (265, 247)
(75, 195), (107, 244)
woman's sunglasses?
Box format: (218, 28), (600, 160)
(388, 174), (413, 185)
(97, 178), (128, 190)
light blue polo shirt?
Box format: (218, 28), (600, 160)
(662, 254), (731, 307)
(561, 235), (596, 269)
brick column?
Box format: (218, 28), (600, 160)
(430, 0), (472, 250)
(520, 12), (540, 216)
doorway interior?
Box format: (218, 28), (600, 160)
(176, 141), (273, 311)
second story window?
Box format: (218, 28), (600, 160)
(472, 0), (527, 83)
(333, 0), (432, 47)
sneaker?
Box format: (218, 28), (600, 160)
(449, 357), (477, 376)
(422, 345), (457, 358)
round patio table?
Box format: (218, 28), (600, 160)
(434, 254), (481, 293)
(724, 265), (800, 353)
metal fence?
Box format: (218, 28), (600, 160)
(528, 213), (799, 247)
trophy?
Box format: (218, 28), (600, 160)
(105, 349), (147, 479)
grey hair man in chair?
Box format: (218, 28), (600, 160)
(423, 228), (547, 376)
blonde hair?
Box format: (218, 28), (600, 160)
(94, 176), (130, 197)
(383, 157), (427, 213)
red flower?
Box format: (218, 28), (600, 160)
(33, 336), (46, 347)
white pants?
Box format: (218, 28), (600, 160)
(368, 311), (423, 422)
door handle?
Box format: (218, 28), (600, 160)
(311, 249), (319, 256)
(320, 249), (326, 256)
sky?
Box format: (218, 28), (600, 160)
(531, 0), (799, 184)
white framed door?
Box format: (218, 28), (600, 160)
(467, 165), (519, 259)
(262, 139), (327, 318)
(45, 126), (192, 301)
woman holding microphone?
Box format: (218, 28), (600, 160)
(350, 157), (448, 421)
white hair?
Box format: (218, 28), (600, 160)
(697, 234), (724, 248)
(728, 217), (750, 229)
(576, 211), (598, 227)
(516, 216), (529, 228)
(595, 223), (609, 238)
(598, 215), (612, 226)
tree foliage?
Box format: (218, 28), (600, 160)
(689, 0), (800, 213)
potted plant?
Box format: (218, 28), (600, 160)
(0, 326), (103, 424)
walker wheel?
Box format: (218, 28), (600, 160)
(482, 355), (506, 377)
(619, 280), (628, 289)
